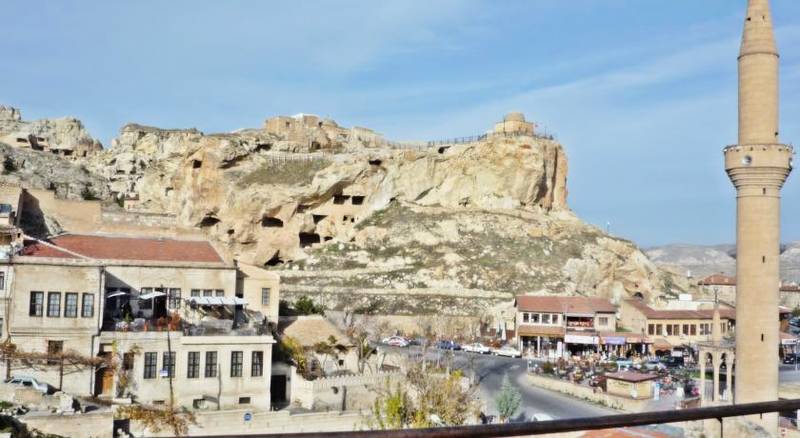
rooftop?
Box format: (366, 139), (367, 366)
(605, 371), (659, 383)
(19, 233), (225, 264)
(624, 299), (736, 320)
(278, 315), (352, 347)
(515, 295), (617, 314)
(698, 274), (736, 286)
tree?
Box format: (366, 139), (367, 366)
(293, 296), (325, 316)
(495, 374), (522, 423)
(312, 335), (348, 375)
(369, 381), (412, 430)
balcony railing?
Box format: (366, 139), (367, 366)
(176, 399), (800, 438)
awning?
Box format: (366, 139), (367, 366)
(602, 336), (626, 345)
(106, 292), (129, 299)
(188, 296), (247, 306)
(138, 291), (166, 300)
(652, 337), (673, 351)
(565, 333), (599, 345)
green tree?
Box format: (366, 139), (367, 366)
(495, 374), (522, 423)
(370, 381), (412, 430)
(294, 296), (325, 316)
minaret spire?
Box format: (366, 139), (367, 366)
(738, 0), (780, 145)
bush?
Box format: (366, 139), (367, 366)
(542, 362), (555, 375)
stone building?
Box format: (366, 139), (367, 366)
(493, 112), (535, 136)
(697, 274), (737, 303)
(514, 296), (617, 358)
(0, 232), (281, 411)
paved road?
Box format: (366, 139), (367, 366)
(379, 346), (616, 421)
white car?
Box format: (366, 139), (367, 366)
(493, 345), (522, 358)
(462, 343), (492, 354)
(5, 375), (49, 394)
(381, 336), (410, 348)
(531, 413), (555, 422)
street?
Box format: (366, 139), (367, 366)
(379, 346), (616, 421)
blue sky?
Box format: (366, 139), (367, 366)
(2, 1), (799, 247)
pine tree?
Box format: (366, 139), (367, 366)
(495, 374), (522, 423)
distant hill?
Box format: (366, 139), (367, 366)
(646, 242), (800, 283)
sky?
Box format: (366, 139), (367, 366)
(1, 1), (799, 247)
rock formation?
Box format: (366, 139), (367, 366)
(0, 105), (103, 158)
(0, 106), (673, 315)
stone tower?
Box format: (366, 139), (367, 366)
(725, 0), (793, 432)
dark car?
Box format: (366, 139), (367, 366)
(662, 356), (685, 368)
(783, 353), (800, 365)
(436, 340), (461, 350)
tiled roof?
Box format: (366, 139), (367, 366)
(624, 299), (736, 320)
(515, 295), (617, 314)
(698, 274), (736, 286)
(605, 371), (659, 383)
(20, 234), (224, 264)
(782, 283), (800, 293)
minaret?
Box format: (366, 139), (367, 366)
(725, 0), (794, 433)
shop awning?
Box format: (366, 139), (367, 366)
(651, 337), (673, 351)
(565, 333), (599, 345)
(780, 332), (798, 345)
(188, 296), (247, 306)
(602, 336), (627, 345)
(138, 291), (166, 300)
(516, 325), (566, 338)
(106, 292), (129, 299)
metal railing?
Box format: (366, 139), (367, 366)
(177, 399), (800, 438)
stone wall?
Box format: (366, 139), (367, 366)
(290, 367), (399, 411)
(20, 410), (113, 438)
(131, 408), (364, 437)
(527, 373), (650, 412)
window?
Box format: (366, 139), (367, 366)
(656, 324), (663, 335)
(138, 288), (153, 310)
(215, 289), (224, 297)
(238, 397), (251, 405)
(690, 324), (697, 336)
(205, 352), (217, 378)
(191, 289), (200, 297)
(81, 293), (94, 317)
(231, 351), (243, 377)
(682, 324), (689, 336)
(599, 317), (609, 326)
(552, 314), (560, 325)
(64, 293), (78, 318)
(47, 292), (61, 317)
(187, 352), (200, 379)
(163, 352), (175, 378)
(144, 352), (157, 379)
(648, 324), (655, 335)
(522, 313), (529, 323)
(666, 324), (673, 336)
(0, 272), (5, 290)
(251, 351), (263, 377)
(123, 353), (134, 371)
(29, 291), (44, 316)
(261, 288), (270, 306)
(673, 324), (679, 335)
(531, 313), (540, 324)
(542, 314), (551, 324)
(203, 289), (213, 297)
(168, 288), (181, 310)
(47, 340), (63, 366)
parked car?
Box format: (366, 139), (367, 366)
(783, 353), (800, 365)
(493, 345), (522, 358)
(663, 356), (685, 368)
(381, 336), (410, 347)
(615, 359), (633, 370)
(644, 359), (667, 371)
(531, 413), (555, 422)
(462, 343), (492, 354)
(5, 375), (49, 394)
(436, 340), (461, 351)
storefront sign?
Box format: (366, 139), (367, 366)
(781, 338), (798, 346)
(565, 334), (598, 345)
(602, 336), (626, 345)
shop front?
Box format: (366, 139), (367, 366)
(564, 332), (600, 356)
(517, 326), (565, 359)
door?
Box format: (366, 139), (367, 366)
(95, 366), (114, 396)
(270, 375), (287, 405)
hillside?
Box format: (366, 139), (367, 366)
(0, 105), (674, 317)
(646, 242), (800, 283)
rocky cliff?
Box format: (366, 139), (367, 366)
(0, 105), (103, 157)
(1, 106), (672, 316)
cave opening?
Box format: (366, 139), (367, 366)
(264, 252), (283, 267)
(312, 214), (327, 224)
(199, 216), (220, 228)
(352, 196), (365, 205)
(192, 159), (203, 169)
(261, 217), (284, 228)
(299, 233), (321, 247)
